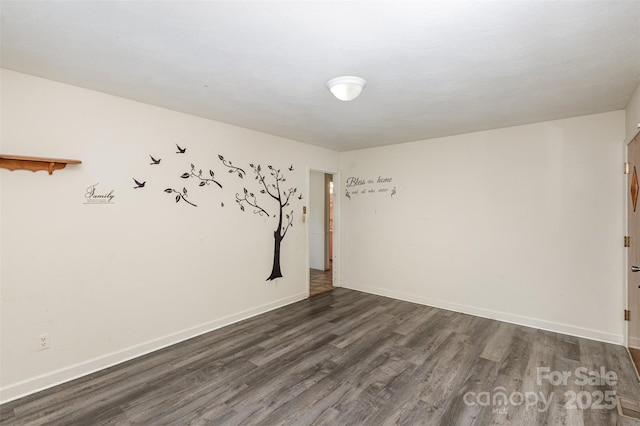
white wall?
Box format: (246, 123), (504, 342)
(0, 69), (340, 402)
(341, 111), (626, 344)
(627, 83), (640, 143)
(309, 171), (325, 270)
(0, 67), (632, 402)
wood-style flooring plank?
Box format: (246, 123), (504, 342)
(2, 288), (640, 425)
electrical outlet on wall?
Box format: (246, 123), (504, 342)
(37, 334), (51, 351)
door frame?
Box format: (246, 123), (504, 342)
(324, 173), (333, 271)
(306, 167), (340, 297)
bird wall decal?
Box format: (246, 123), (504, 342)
(133, 178), (146, 189)
(149, 155), (161, 165)
(176, 144), (187, 154)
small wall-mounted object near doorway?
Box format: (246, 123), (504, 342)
(309, 171), (334, 296)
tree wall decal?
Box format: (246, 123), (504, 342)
(234, 162), (298, 281)
(133, 147), (300, 280)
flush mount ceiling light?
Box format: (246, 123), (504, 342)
(327, 76), (366, 101)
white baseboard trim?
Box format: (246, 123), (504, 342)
(0, 292), (307, 404)
(343, 282), (624, 346)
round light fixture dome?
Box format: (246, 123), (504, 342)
(327, 76), (366, 101)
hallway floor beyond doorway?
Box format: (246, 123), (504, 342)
(310, 268), (333, 296)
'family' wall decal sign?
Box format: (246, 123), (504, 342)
(84, 183), (116, 204)
(345, 175), (397, 199)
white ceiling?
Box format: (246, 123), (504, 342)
(1, 1), (639, 151)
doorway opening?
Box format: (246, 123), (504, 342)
(309, 172), (334, 296)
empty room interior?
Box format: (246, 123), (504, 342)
(2, 1), (640, 425)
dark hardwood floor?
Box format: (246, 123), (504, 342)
(2, 288), (640, 425)
(309, 268), (333, 297)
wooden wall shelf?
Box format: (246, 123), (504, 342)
(0, 155), (82, 175)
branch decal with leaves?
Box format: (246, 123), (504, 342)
(164, 187), (197, 207)
(219, 154), (246, 179)
(236, 188), (270, 216)
(181, 163), (222, 188)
